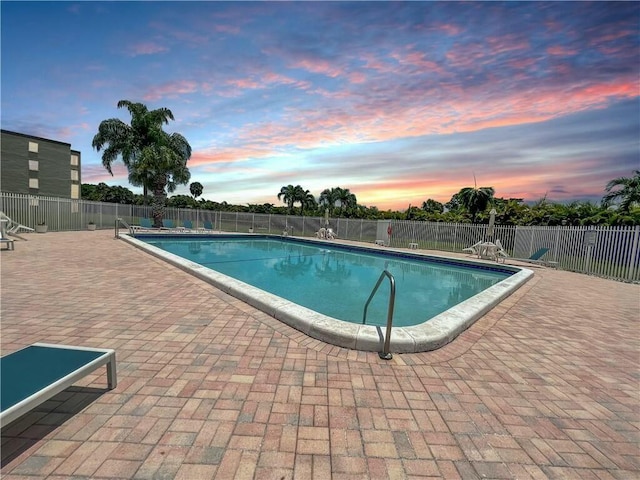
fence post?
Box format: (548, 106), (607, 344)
(554, 227), (561, 263)
(627, 226), (639, 282)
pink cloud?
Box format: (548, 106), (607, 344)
(432, 23), (462, 36)
(185, 73), (638, 186)
(290, 58), (344, 78)
(226, 78), (261, 89)
(126, 41), (168, 57)
(143, 80), (200, 101)
(546, 45), (578, 56)
(351, 155), (615, 209)
(390, 49), (444, 74)
(225, 71), (311, 92)
(361, 53), (393, 72)
(485, 34), (530, 55)
(82, 163), (129, 183)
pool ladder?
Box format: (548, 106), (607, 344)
(362, 269), (396, 360)
(114, 218), (134, 238)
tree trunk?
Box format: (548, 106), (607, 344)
(151, 181), (167, 228)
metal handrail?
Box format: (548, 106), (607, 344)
(362, 269), (396, 360)
(114, 217), (134, 239)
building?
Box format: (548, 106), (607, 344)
(1, 129), (81, 199)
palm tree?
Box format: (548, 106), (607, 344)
(299, 190), (317, 216)
(190, 182), (203, 201)
(458, 184), (495, 223)
(92, 100), (192, 223)
(602, 170), (640, 212)
(319, 188), (340, 215)
(278, 185), (299, 214)
(320, 187), (356, 216)
(336, 187), (357, 215)
(133, 131), (191, 226)
(422, 199), (444, 214)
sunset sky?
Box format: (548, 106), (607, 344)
(2, 2), (638, 210)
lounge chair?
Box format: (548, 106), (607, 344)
(462, 241), (483, 255)
(0, 343), (117, 427)
(199, 220), (214, 232)
(326, 228), (336, 240)
(162, 219), (175, 230)
(182, 219), (194, 231)
(131, 218), (156, 232)
(0, 211), (34, 240)
(1, 237), (15, 250)
(316, 227), (326, 239)
(511, 247), (557, 268)
(1, 219), (15, 250)
(495, 239), (509, 263)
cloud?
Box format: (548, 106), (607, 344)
(2, 1), (638, 210)
(125, 41), (168, 57)
(143, 80), (200, 101)
(82, 163), (128, 183)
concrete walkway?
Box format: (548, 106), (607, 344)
(1, 230), (638, 479)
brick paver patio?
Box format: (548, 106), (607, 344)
(1, 230), (638, 479)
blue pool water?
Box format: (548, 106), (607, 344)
(143, 236), (512, 327)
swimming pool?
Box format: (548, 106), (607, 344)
(122, 234), (533, 353)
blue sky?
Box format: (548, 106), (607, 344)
(2, 1), (638, 210)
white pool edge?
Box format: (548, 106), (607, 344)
(121, 234), (534, 353)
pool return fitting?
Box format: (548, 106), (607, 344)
(362, 269), (396, 360)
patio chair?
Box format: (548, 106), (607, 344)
(326, 228), (336, 240)
(495, 239), (509, 263)
(511, 247), (557, 268)
(199, 220), (214, 232)
(1, 237), (15, 250)
(316, 227), (326, 239)
(161, 219), (175, 230)
(0, 343), (117, 427)
(1, 211), (34, 240)
(462, 241), (482, 255)
(131, 218), (155, 232)
(182, 219), (194, 231)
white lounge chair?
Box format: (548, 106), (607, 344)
(462, 241), (482, 255)
(1, 237), (14, 250)
(1, 211), (34, 239)
(495, 239), (509, 263)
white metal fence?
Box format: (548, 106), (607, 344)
(2, 192), (638, 282)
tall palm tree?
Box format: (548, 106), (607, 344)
(132, 131), (191, 226)
(300, 190), (317, 216)
(319, 188), (338, 215)
(92, 100), (192, 226)
(336, 187), (357, 215)
(602, 170), (640, 212)
(278, 185), (299, 214)
(190, 181), (204, 201)
(458, 184), (495, 223)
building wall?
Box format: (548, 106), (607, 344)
(0, 130), (81, 199)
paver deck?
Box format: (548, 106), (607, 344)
(1, 230), (638, 479)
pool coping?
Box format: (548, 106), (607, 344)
(120, 233), (534, 353)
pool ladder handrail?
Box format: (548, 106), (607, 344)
(114, 217), (134, 239)
(362, 269), (396, 360)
